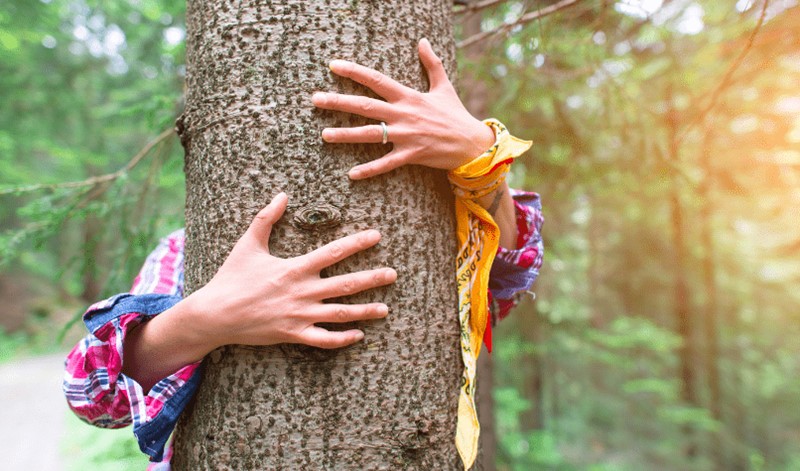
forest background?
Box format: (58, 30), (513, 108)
(1, 0), (799, 470)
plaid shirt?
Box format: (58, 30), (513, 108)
(63, 190), (543, 467)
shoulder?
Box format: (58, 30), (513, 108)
(162, 228), (185, 250)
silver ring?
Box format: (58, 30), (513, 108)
(380, 121), (388, 144)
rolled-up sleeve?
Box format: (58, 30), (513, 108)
(63, 229), (202, 462)
(489, 189), (544, 321)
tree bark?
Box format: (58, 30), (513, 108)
(174, 1), (475, 469)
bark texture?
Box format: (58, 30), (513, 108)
(175, 1), (473, 469)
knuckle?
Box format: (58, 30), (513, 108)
(357, 231), (371, 245)
(328, 93), (340, 107)
(407, 92), (426, 108)
(335, 307), (348, 322)
(359, 99), (374, 113)
(369, 70), (384, 86)
(328, 242), (344, 260)
(284, 261), (306, 280)
(342, 278), (355, 294)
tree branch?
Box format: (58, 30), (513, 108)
(676, 0), (769, 144)
(454, 0), (511, 16)
(457, 0), (583, 49)
(0, 128), (174, 196)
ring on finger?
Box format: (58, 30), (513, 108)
(380, 121), (388, 145)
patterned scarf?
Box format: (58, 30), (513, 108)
(447, 119), (532, 469)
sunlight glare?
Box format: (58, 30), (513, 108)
(615, 0), (663, 18)
(164, 26), (185, 46)
(676, 4), (705, 35)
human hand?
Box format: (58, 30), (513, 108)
(312, 38), (496, 180)
(186, 192), (396, 350)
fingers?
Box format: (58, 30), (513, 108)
(312, 93), (396, 121)
(322, 125), (384, 144)
(243, 192), (288, 250)
(418, 38), (449, 91)
(313, 267), (397, 299)
(302, 230), (382, 271)
(295, 326), (365, 349)
(310, 302), (389, 323)
(321, 124), (405, 144)
(348, 149), (411, 180)
(329, 60), (407, 102)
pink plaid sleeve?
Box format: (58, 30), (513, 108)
(490, 189), (544, 322)
(131, 229), (185, 296)
(63, 229), (198, 430)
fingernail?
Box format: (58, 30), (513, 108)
(348, 168), (362, 179)
(377, 304), (389, 316)
(385, 268), (398, 282)
(321, 129), (332, 141)
(330, 60), (346, 71)
(312, 92), (325, 104)
(354, 331), (365, 341)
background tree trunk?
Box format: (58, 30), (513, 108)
(174, 1), (478, 469)
(666, 86), (699, 462)
(697, 127), (724, 471)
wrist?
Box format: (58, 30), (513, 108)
(467, 118), (497, 160)
(180, 289), (227, 352)
(121, 298), (211, 390)
(448, 119), (530, 184)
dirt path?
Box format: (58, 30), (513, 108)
(0, 353), (67, 470)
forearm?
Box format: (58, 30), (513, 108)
(122, 296), (213, 393)
(475, 180), (517, 250)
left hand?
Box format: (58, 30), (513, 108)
(312, 38), (496, 180)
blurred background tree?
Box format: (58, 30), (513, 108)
(2, 0), (799, 470)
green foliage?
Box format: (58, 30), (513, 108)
(0, 326), (29, 363)
(470, 1), (800, 470)
(0, 0), (186, 303)
(62, 412), (147, 470)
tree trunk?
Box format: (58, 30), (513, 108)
(698, 129), (724, 471)
(174, 1), (476, 469)
(666, 89), (699, 461)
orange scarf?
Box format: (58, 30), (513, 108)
(448, 119), (532, 469)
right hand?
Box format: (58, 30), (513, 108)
(186, 192), (396, 350)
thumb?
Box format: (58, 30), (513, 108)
(418, 38), (449, 91)
(244, 192), (288, 251)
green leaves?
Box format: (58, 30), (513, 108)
(463, 1), (800, 469)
